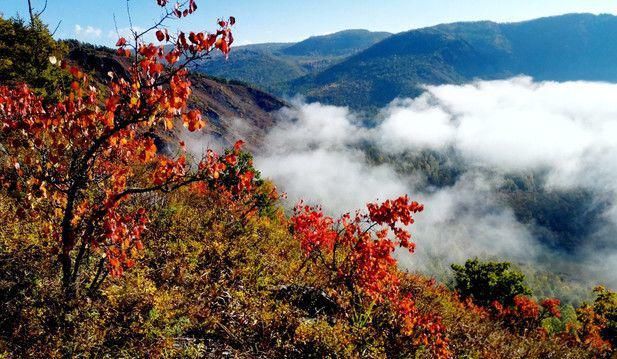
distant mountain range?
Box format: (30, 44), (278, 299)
(198, 13), (617, 111)
(196, 29), (391, 92)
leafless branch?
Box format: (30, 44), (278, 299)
(35, 0), (48, 17)
(26, 0), (48, 24)
(51, 20), (62, 36)
(27, 0), (35, 24)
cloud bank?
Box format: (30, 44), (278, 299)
(253, 77), (617, 288)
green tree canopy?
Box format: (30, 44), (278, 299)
(451, 258), (532, 307)
(0, 16), (68, 99)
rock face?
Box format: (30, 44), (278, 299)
(187, 73), (285, 151)
(67, 42), (286, 152)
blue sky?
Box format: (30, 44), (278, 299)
(2, 0), (617, 46)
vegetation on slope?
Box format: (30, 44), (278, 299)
(0, 8), (615, 359)
(0, 17), (70, 100)
(2, 184), (615, 357)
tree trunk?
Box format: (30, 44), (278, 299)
(60, 249), (73, 296)
(60, 188), (78, 298)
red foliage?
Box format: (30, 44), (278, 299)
(291, 204), (338, 254)
(540, 298), (562, 319)
(291, 196), (450, 357)
(367, 195), (423, 249)
(491, 295), (562, 335)
(569, 305), (613, 354)
(0, 0), (243, 294)
(514, 295), (541, 320)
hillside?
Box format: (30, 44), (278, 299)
(0, 14), (615, 359)
(287, 13), (617, 110)
(195, 29), (391, 90)
(66, 41), (285, 151)
(287, 28), (481, 110)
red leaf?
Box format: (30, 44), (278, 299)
(233, 139), (245, 152)
(155, 30), (165, 42)
(188, 32), (198, 44)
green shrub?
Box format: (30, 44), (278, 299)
(451, 258), (532, 306)
(0, 16), (69, 100)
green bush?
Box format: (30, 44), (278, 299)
(451, 258), (532, 306)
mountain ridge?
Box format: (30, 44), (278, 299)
(195, 13), (617, 111)
(287, 13), (617, 109)
(195, 29), (392, 90)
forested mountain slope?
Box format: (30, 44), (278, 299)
(195, 29), (391, 90)
(287, 13), (617, 110)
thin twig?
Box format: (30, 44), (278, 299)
(126, 0), (134, 36)
(27, 0), (35, 24)
(35, 0), (48, 17)
(51, 20), (62, 37)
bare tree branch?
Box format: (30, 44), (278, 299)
(27, 0), (35, 24)
(51, 20), (62, 37)
(26, 0), (48, 24)
(35, 0), (48, 17)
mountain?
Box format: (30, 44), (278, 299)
(287, 28), (483, 110)
(67, 41), (285, 151)
(287, 13), (617, 110)
(280, 29), (393, 57)
(1, 15), (615, 358)
(195, 29), (391, 90)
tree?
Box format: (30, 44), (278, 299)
(451, 258), (532, 307)
(291, 196), (450, 357)
(592, 286), (617, 347)
(573, 286), (616, 353)
(0, 0), (245, 298)
(0, 16), (69, 99)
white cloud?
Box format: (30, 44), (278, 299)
(74, 24), (102, 38)
(404, 172), (541, 275)
(377, 77), (617, 175)
(376, 97), (455, 151)
(258, 148), (408, 213)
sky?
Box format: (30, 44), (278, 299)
(2, 0), (617, 46)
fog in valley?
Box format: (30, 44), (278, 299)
(250, 77), (617, 290)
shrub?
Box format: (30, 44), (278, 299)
(451, 258), (532, 307)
